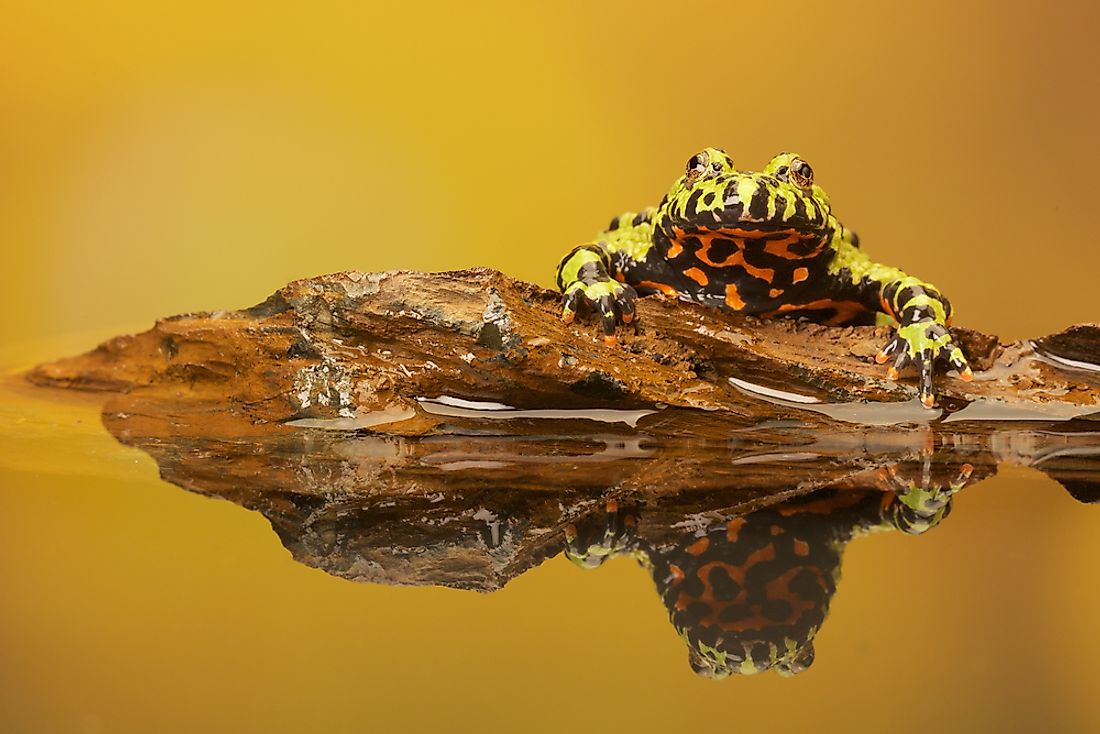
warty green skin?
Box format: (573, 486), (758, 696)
(556, 148), (973, 408)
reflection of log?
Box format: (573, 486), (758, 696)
(47, 407), (1100, 593)
(25, 269), (1100, 430)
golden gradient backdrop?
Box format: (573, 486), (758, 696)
(2, 1), (1099, 363)
(3, 3), (1100, 733)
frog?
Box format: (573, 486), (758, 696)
(564, 459), (976, 677)
(555, 148), (973, 408)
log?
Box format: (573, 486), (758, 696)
(26, 268), (1100, 426)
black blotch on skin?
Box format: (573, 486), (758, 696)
(703, 191), (716, 207)
(632, 212), (648, 227)
(747, 184), (770, 220)
(608, 217), (620, 231)
(708, 565), (743, 602)
(686, 601), (715, 622)
(790, 236), (824, 257)
(686, 187), (704, 216)
(679, 572), (706, 599)
(679, 235), (703, 258)
(791, 194), (807, 223)
(719, 604), (753, 624)
(749, 641), (773, 665)
(762, 598), (794, 622)
(706, 238), (740, 264)
(788, 567), (827, 598)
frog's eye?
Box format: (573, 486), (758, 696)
(789, 158), (814, 189)
(685, 151), (710, 182)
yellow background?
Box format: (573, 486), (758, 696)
(2, 1), (1099, 365)
(3, 2), (1100, 733)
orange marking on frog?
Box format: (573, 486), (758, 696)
(754, 567), (824, 625)
(777, 491), (867, 516)
(879, 491), (898, 512)
(675, 228), (776, 282)
(880, 293), (894, 317)
(666, 241), (684, 258)
(686, 537), (711, 556)
(683, 267), (709, 286)
(792, 538), (810, 556)
(792, 267), (809, 284)
(726, 517), (745, 541)
(769, 288), (784, 298)
(636, 280), (680, 298)
(761, 230), (827, 260)
(725, 283), (746, 310)
(682, 546), (790, 629)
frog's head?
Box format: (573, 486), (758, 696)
(659, 148), (834, 237)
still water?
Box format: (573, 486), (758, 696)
(2, 357), (1100, 734)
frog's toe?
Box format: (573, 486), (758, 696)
(561, 280), (638, 346)
(882, 338), (910, 381)
(874, 337), (901, 365)
(561, 286), (585, 324)
(917, 352), (936, 408)
(617, 284), (638, 324)
(596, 294), (618, 345)
(939, 343), (973, 382)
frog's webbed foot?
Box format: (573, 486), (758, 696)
(558, 244), (637, 346)
(562, 280), (638, 346)
(876, 459), (975, 535)
(874, 286), (973, 408)
(563, 499), (638, 569)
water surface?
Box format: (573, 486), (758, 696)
(2, 367), (1099, 734)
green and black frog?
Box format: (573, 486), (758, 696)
(564, 460), (976, 677)
(556, 148), (973, 407)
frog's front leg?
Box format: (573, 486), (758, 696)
(827, 236), (973, 407)
(873, 277), (973, 407)
(556, 243), (638, 346)
(874, 457), (976, 535)
(563, 499), (639, 569)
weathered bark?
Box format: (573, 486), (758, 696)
(26, 268), (1100, 428)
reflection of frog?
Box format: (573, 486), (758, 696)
(556, 148), (972, 407)
(564, 461), (974, 677)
